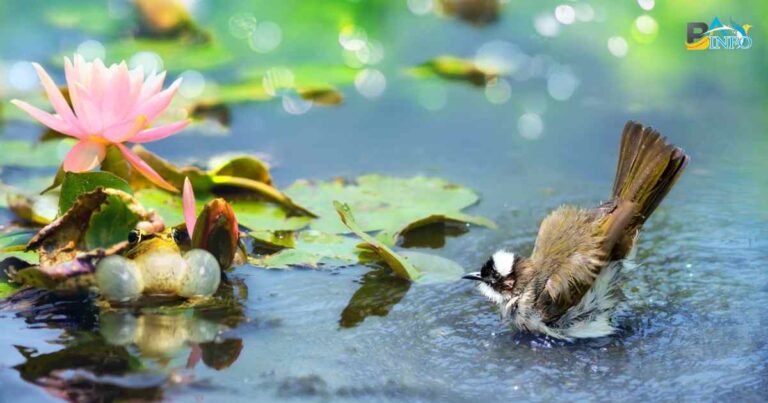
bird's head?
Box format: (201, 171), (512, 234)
(462, 250), (520, 306)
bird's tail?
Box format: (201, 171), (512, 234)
(611, 121), (689, 224)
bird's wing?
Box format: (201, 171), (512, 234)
(530, 205), (606, 309)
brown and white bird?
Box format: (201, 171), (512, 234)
(464, 121), (689, 339)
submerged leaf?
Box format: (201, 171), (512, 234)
(285, 175), (494, 235)
(334, 201), (421, 281)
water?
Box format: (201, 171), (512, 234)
(1, 1), (767, 401)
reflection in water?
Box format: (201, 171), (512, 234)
(400, 222), (469, 249)
(340, 267), (411, 328)
(3, 278), (249, 401)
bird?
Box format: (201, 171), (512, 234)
(463, 121), (689, 340)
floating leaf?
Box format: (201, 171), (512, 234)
(134, 0), (209, 42)
(0, 229), (36, 252)
(103, 146), (313, 216)
(407, 56), (497, 86)
(248, 230), (361, 269)
(334, 201), (421, 281)
(59, 172), (134, 215)
(104, 38), (232, 72)
(0, 139), (75, 168)
(398, 251), (465, 284)
(285, 175), (494, 235)
(7, 193), (58, 225)
(136, 189), (311, 231)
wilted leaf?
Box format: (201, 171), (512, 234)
(334, 201), (421, 281)
(59, 172), (134, 215)
(437, 0), (500, 26)
(407, 56), (497, 86)
(27, 188), (151, 269)
(285, 175), (494, 235)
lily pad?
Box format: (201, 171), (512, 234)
(136, 189), (311, 231)
(334, 201), (421, 281)
(103, 146), (314, 216)
(398, 251), (465, 284)
(104, 38), (232, 72)
(59, 172), (134, 215)
(248, 230), (361, 269)
(285, 175), (494, 235)
(0, 139), (75, 168)
(407, 56), (497, 86)
(6, 193), (58, 225)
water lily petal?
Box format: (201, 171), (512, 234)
(133, 78), (181, 122)
(115, 143), (178, 192)
(10, 99), (81, 137)
(62, 140), (107, 172)
(103, 115), (147, 142)
(137, 71), (166, 105)
(130, 120), (189, 143)
(183, 177), (197, 237)
(32, 63), (84, 137)
(64, 56), (93, 134)
(102, 61), (132, 124)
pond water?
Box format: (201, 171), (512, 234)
(1, 1), (766, 401)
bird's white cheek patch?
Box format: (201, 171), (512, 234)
(478, 283), (505, 305)
(492, 250), (515, 276)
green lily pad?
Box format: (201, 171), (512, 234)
(104, 37), (232, 72)
(0, 139), (75, 168)
(248, 230), (361, 269)
(103, 146), (314, 216)
(334, 201), (421, 281)
(135, 189), (311, 231)
(59, 172), (134, 215)
(398, 251), (465, 284)
(285, 175), (494, 235)
(6, 193), (58, 225)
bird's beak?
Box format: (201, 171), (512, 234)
(462, 272), (484, 282)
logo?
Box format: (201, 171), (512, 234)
(686, 17), (752, 50)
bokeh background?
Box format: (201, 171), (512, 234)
(0, 0), (766, 401)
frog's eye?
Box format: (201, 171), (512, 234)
(172, 227), (190, 245)
(128, 229), (142, 245)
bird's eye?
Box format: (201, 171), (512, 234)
(128, 229), (142, 244)
(172, 227), (190, 244)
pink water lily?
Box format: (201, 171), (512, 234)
(11, 55), (189, 192)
